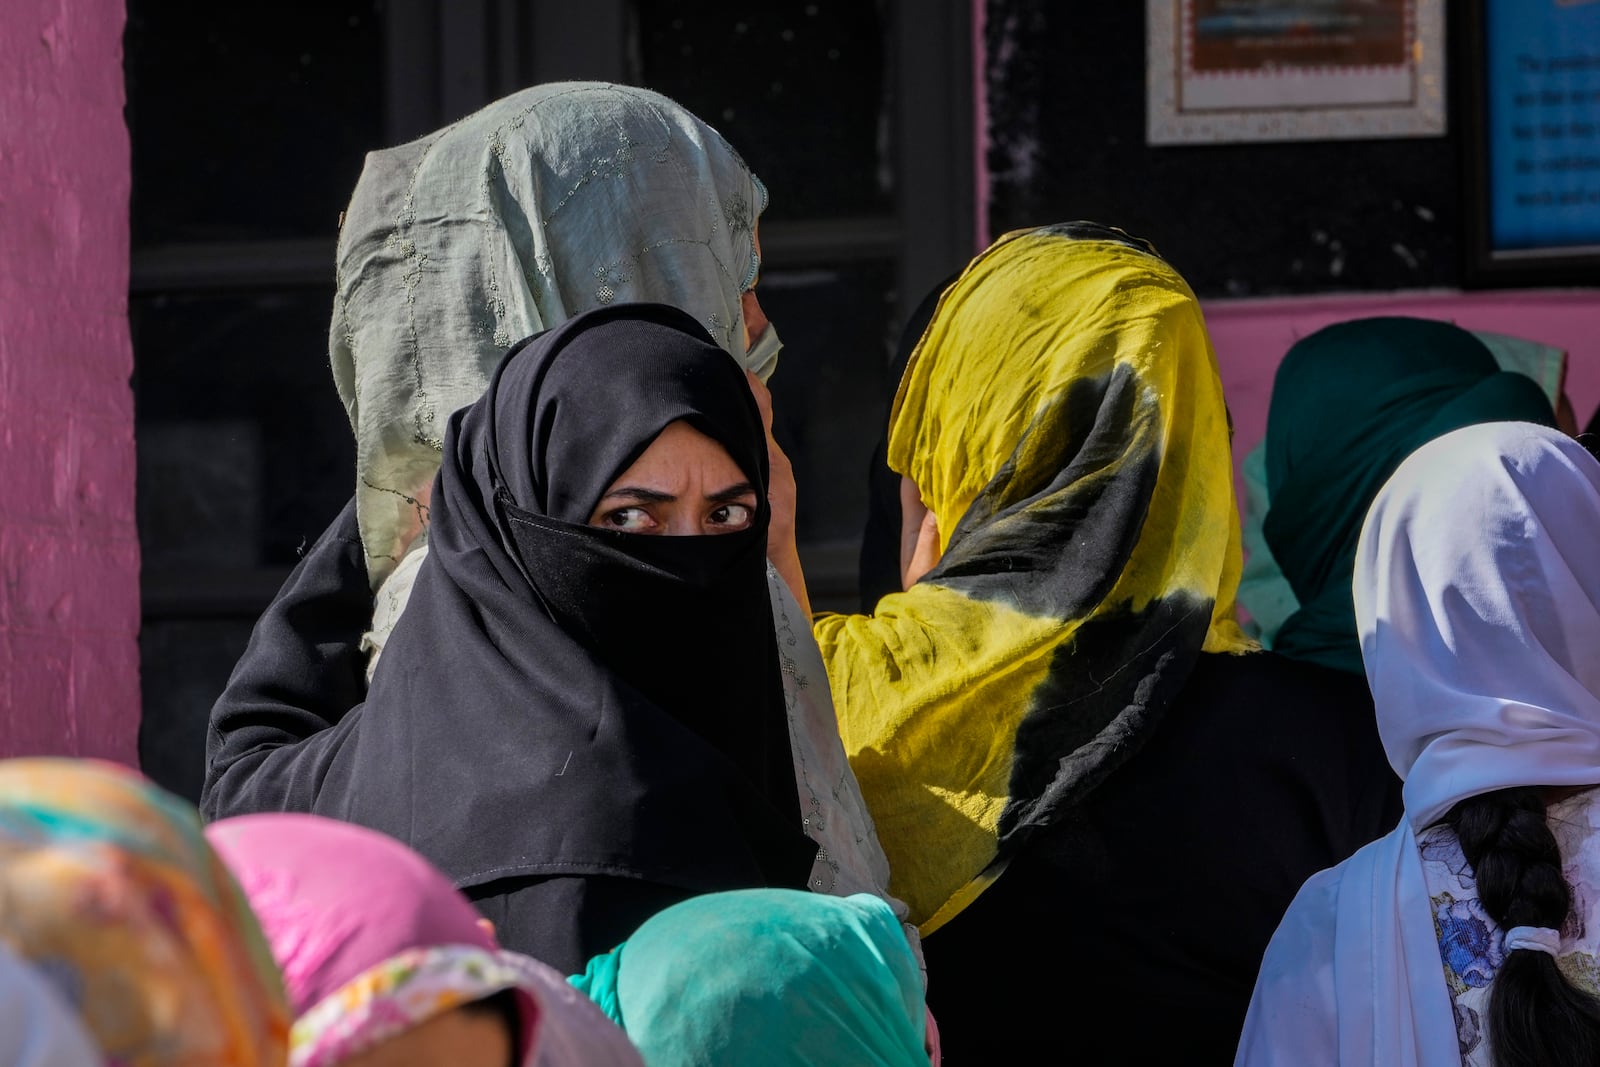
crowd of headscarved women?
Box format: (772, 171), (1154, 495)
(4, 82), (1598, 1066)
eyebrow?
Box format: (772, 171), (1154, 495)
(707, 481), (758, 503)
(598, 481), (758, 506)
(598, 487), (676, 505)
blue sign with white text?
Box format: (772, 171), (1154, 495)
(1486, 0), (1600, 253)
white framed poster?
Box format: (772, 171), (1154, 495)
(1147, 0), (1447, 144)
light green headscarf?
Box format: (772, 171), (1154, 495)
(331, 82), (772, 587)
(571, 890), (927, 1067)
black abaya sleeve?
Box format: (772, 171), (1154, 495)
(199, 496), (374, 821)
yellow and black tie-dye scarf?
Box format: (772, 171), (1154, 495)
(814, 225), (1253, 932)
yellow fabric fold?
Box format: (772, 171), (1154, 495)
(814, 227), (1252, 928)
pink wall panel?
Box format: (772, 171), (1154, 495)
(0, 0), (139, 761)
(1202, 289), (1600, 486)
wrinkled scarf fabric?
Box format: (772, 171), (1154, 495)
(333, 82), (774, 590)
(1261, 317), (1555, 674)
(0, 759), (290, 1066)
(813, 225), (1253, 930)
(302, 305), (814, 918)
(1236, 423), (1600, 1065)
(206, 814), (642, 1067)
(571, 889), (927, 1066)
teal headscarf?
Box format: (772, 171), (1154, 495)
(571, 890), (927, 1066)
(1262, 317), (1557, 674)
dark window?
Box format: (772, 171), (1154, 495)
(126, 3), (384, 244)
(132, 290), (352, 570)
(633, 3), (893, 220)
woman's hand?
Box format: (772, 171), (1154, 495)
(747, 371), (812, 617)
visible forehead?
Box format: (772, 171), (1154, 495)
(599, 421), (746, 493)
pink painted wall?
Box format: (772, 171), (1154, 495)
(0, 0), (140, 761)
(1203, 289), (1600, 485)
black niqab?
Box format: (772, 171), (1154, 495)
(311, 303), (815, 920)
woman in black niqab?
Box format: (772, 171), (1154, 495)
(235, 303), (816, 971)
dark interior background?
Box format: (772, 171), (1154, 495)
(130, 1), (1579, 798)
(982, 0), (1462, 297)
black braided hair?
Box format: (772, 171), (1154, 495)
(1446, 787), (1600, 1066)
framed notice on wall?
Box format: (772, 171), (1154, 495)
(1462, 0), (1600, 285)
(1147, 0), (1447, 144)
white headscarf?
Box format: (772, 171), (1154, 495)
(0, 944), (100, 1067)
(1236, 422), (1600, 1065)
(332, 82), (773, 586)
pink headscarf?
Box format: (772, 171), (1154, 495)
(205, 813), (640, 1067)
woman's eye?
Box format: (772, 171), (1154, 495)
(604, 507), (658, 532)
(708, 503), (754, 531)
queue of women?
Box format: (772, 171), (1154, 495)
(3, 81), (1597, 1066)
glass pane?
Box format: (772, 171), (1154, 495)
(761, 260), (896, 552)
(632, 1), (892, 221)
(126, 0), (385, 244)
(132, 289), (355, 570)
(139, 619), (257, 803)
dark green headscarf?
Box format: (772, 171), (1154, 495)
(1263, 317), (1557, 674)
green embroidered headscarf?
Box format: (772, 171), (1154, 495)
(331, 82), (771, 589)
(1262, 316), (1557, 674)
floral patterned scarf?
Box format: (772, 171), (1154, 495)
(0, 758), (290, 1066)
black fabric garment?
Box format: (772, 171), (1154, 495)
(203, 303), (815, 964)
(200, 495), (372, 819)
(464, 875), (690, 975)
(921, 650), (1403, 1066)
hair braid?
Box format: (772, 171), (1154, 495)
(1447, 787), (1600, 1067)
